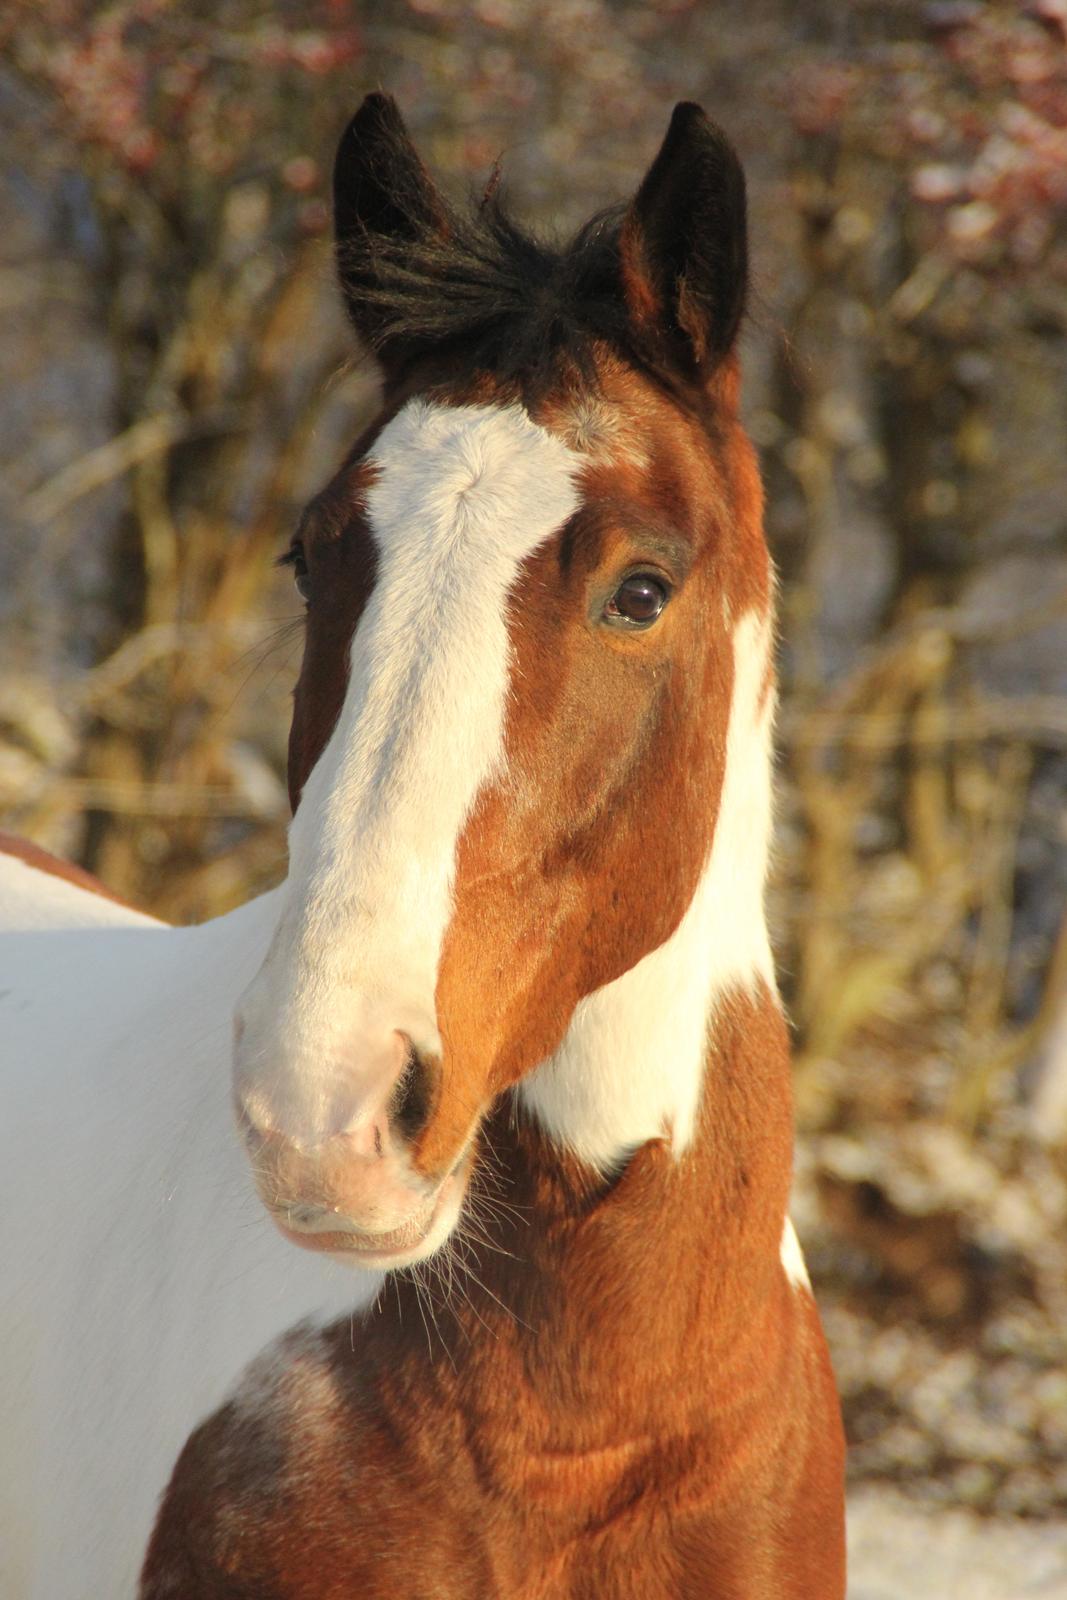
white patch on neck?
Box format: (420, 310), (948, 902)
(519, 608), (777, 1171)
(239, 402), (580, 1140)
(780, 1217), (812, 1291)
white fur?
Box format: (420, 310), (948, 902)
(780, 1217), (812, 1291)
(520, 609), (777, 1169)
(236, 401), (581, 1144)
(0, 859), (379, 1600)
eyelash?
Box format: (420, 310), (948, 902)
(277, 542), (311, 602)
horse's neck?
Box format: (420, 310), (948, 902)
(381, 980), (795, 1436)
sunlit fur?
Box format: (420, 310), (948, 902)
(239, 423), (778, 1181)
(236, 402), (580, 1149)
(781, 1217), (813, 1292)
(520, 609), (776, 1169)
(0, 860), (379, 1599)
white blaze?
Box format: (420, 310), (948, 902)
(520, 608), (777, 1169)
(237, 401), (581, 1141)
(240, 399), (780, 1179)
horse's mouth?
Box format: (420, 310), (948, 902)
(268, 1161), (467, 1269)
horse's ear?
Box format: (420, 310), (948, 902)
(619, 103), (747, 377)
(332, 94), (448, 366)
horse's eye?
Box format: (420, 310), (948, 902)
(280, 541), (312, 603)
(604, 572), (670, 629)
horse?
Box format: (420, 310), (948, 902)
(0, 96), (845, 1598)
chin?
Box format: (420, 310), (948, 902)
(272, 1164), (468, 1272)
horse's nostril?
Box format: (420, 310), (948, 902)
(389, 1038), (436, 1142)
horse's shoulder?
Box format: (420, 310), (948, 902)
(142, 1320), (492, 1599)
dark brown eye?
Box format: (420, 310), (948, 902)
(279, 540), (312, 603)
(604, 572), (670, 629)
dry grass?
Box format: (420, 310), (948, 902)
(4, 241), (383, 922)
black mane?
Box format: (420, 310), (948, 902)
(337, 190), (636, 396)
(334, 95), (748, 402)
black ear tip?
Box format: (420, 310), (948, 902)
(354, 91), (402, 126)
(334, 93), (424, 225)
(669, 101), (709, 131)
(667, 102), (741, 167)
(337, 93), (408, 158)
(623, 100), (748, 371)
(664, 102), (720, 149)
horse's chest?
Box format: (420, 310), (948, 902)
(142, 1368), (696, 1599)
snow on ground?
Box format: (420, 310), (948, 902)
(848, 1489), (1067, 1598)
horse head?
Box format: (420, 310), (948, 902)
(232, 95), (774, 1268)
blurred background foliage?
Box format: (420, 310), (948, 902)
(1, 0), (1065, 1519)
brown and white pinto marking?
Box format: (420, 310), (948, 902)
(142, 96), (846, 1597)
